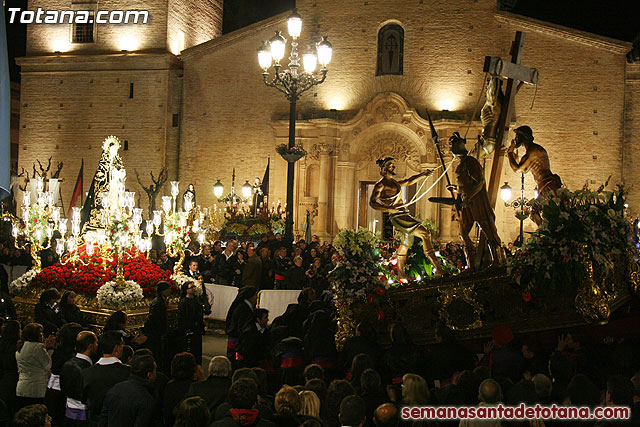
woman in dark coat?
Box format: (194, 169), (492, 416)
(224, 287), (258, 363)
(178, 282), (204, 365)
(34, 288), (63, 338)
(103, 310), (147, 349)
(304, 310), (338, 380)
(60, 291), (87, 326)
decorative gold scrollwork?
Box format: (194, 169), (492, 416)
(627, 250), (640, 296)
(437, 284), (483, 331)
(333, 287), (357, 351)
(574, 244), (614, 325)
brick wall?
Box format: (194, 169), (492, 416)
(624, 63), (640, 212)
(167, 0), (222, 54)
(19, 0), (636, 241)
(26, 0), (169, 55)
(179, 0), (632, 239)
(16, 55), (183, 213)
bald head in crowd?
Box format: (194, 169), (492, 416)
(209, 355), (232, 377)
(478, 379), (502, 404)
(76, 330), (98, 356)
(374, 403), (399, 426)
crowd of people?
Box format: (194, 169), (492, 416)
(0, 238), (639, 426)
(0, 277), (639, 426)
(147, 234), (340, 295)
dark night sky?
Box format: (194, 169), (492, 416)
(4, 0), (638, 82)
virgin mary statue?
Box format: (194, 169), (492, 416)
(80, 136), (124, 233)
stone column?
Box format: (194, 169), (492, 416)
(334, 161), (357, 233)
(316, 144), (332, 239)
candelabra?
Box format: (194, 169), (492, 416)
(149, 181), (205, 276)
(500, 174), (538, 247)
(258, 8), (332, 243)
(11, 177), (61, 270)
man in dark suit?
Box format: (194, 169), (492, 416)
(81, 331), (130, 425)
(237, 309), (270, 368)
(187, 356), (232, 414)
(241, 247), (262, 289)
(60, 330), (98, 424)
(142, 281), (171, 373)
(99, 354), (156, 427)
(213, 240), (238, 285)
(186, 259), (200, 279)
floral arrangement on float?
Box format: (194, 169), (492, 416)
(96, 280), (144, 309)
(217, 204), (286, 242)
(329, 228), (388, 306)
(378, 219), (461, 285)
(329, 228), (389, 351)
(508, 186), (636, 316)
(10, 245), (174, 308)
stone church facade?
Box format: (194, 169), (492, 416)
(16, 0), (640, 243)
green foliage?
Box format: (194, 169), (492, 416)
(509, 186), (635, 295)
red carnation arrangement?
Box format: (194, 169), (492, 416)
(31, 245), (175, 299)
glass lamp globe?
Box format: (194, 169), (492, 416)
(257, 41), (272, 69)
(269, 31), (286, 63)
(317, 36), (333, 66)
(242, 180), (252, 199)
(22, 191), (31, 207)
(213, 180), (224, 198)
(56, 239), (65, 255)
(170, 181), (180, 198)
(287, 9), (302, 38)
(58, 219), (68, 236)
(500, 182), (512, 203)
(153, 210), (162, 227)
(303, 51), (317, 73)
(162, 196), (172, 213)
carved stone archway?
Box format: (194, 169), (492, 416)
(271, 92), (481, 240)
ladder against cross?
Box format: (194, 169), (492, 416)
(484, 31), (540, 208)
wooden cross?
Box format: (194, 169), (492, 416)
(474, 31), (539, 268)
(484, 31), (540, 207)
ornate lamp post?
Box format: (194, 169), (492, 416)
(257, 9), (332, 243)
(501, 174), (538, 247)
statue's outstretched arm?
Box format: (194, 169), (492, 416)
(398, 170), (432, 187)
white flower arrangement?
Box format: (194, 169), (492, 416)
(96, 280), (144, 309)
(172, 273), (203, 296)
(333, 228), (380, 257)
(9, 269), (40, 295)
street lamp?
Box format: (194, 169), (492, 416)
(242, 180), (252, 200)
(501, 174), (536, 247)
(213, 180), (224, 199)
(215, 169), (252, 205)
(258, 8), (332, 244)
